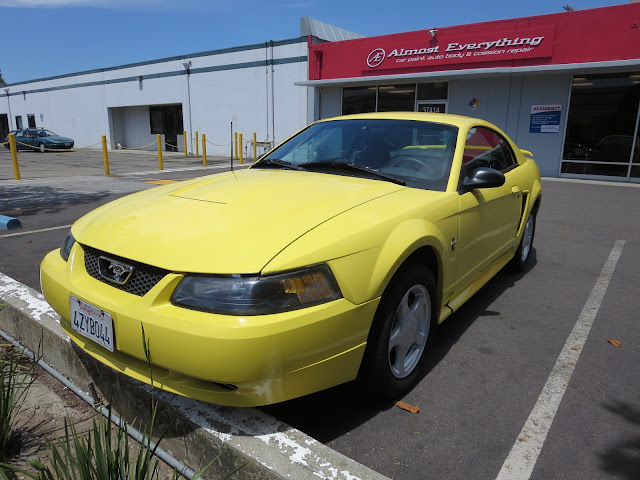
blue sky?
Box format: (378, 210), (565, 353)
(0, 0), (626, 84)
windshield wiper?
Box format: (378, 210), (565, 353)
(301, 160), (406, 186)
(252, 158), (304, 170)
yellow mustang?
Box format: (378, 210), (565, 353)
(40, 113), (541, 406)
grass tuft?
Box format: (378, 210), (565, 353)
(0, 342), (39, 463)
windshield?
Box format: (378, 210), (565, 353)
(38, 130), (58, 137)
(257, 119), (458, 191)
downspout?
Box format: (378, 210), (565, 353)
(183, 60), (193, 155)
(270, 40), (276, 145)
(4, 89), (13, 130)
(265, 43), (270, 142)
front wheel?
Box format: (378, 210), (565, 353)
(359, 264), (436, 400)
(38, 142), (46, 153)
(509, 212), (536, 272)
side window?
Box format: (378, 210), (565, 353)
(463, 127), (518, 177)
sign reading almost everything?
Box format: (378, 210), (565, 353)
(529, 105), (562, 133)
(363, 27), (555, 71)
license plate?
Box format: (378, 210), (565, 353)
(65, 143), (70, 147)
(70, 297), (115, 352)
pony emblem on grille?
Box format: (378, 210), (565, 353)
(98, 256), (135, 285)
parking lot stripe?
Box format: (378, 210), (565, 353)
(0, 225), (72, 238)
(496, 240), (625, 480)
(120, 164), (243, 176)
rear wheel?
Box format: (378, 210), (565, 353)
(359, 264), (436, 400)
(38, 142), (46, 153)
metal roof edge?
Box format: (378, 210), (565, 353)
(4, 37), (307, 88)
(295, 59), (640, 87)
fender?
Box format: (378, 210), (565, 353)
(266, 190), (459, 306)
(365, 218), (449, 301)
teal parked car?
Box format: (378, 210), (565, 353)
(4, 128), (74, 152)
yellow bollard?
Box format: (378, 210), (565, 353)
(8, 134), (21, 181)
(183, 130), (188, 156)
(234, 132), (238, 159)
(202, 133), (207, 167)
(157, 134), (163, 170)
(239, 133), (243, 165)
(195, 130), (199, 158)
(253, 132), (257, 162)
(101, 135), (110, 176)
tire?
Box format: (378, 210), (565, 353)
(38, 142), (46, 153)
(509, 212), (536, 272)
(359, 264), (436, 400)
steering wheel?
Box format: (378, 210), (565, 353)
(388, 155), (425, 170)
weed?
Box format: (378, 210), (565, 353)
(0, 342), (39, 462)
(0, 322), (243, 479)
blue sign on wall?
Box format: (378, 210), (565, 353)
(530, 105), (561, 133)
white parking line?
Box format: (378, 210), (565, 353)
(0, 225), (72, 238)
(496, 240), (625, 480)
(120, 163), (247, 176)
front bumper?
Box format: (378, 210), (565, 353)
(44, 142), (74, 150)
(40, 244), (379, 406)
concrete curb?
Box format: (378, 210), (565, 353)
(0, 272), (389, 480)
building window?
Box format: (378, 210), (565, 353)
(377, 84), (416, 112)
(342, 87), (376, 114)
(15, 116), (23, 130)
(562, 73), (640, 179)
(417, 82), (449, 101)
(27, 114), (36, 128)
(342, 82), (449, 115)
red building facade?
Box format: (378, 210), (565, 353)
(300, 3), (640, 181)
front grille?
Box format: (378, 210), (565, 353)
(83, 246), (170, 297)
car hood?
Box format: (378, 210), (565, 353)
(44, 136), (73, 142)
(73, 169), (405, 274)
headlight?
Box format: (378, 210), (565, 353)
(171, 264), (342, 315)
(60, 231), (76, 261)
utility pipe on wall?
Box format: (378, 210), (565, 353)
(183, 61), (193, 155)
(4, 88), (13, 130)
(270, 40), (276, 145)
(265, 44), (270, 143)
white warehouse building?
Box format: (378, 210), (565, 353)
(0, 19), (361, 156)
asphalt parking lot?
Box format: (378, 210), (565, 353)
(1, 148), (639, 480)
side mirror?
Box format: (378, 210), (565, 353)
(462, 167), (505, 190)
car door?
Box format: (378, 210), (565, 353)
(14, 130), (27, 150)
(455, 126), (522, 291)
(23, 129), (37, 149)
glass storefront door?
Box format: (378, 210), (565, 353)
(562, 73), (640, 181)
